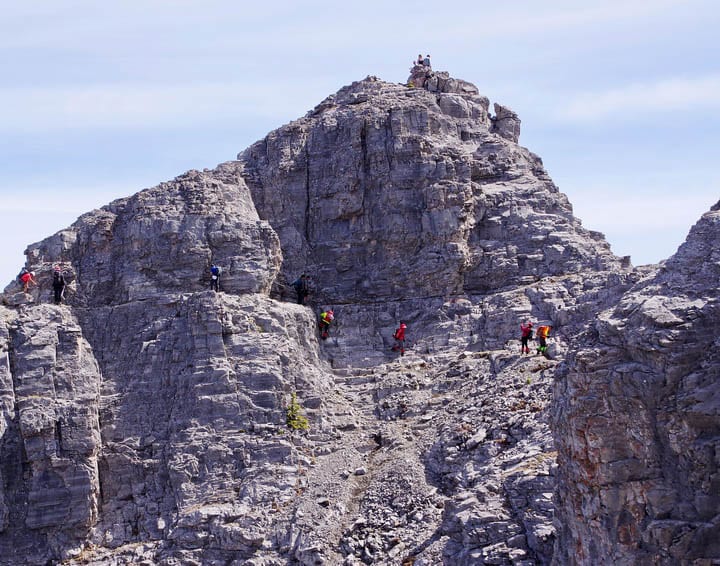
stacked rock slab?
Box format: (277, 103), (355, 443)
(553, 202), (720, 564)
(0, 73), (645, 564)
(0, 171), (343, 564)
(0, 304), (102, 563)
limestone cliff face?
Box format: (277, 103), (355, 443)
(0, 73), (665, 565)
(22, 165), (280, 307)
(0, 305), (102, 562)
(553, 202), (720, 564)
(238, 76), (619, 307)
(1, 170), (338, 564)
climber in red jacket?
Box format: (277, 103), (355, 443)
(391, 323), (407, 355)
(20, 270), (37, 293)
(520, 321), (533, 354)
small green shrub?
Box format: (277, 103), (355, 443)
(286, 392), (310, 431)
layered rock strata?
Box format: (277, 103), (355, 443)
(553, 202), (720, 565)
(239, 76), (619, 310)
(0, 73), (647, 565)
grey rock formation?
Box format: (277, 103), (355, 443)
(239, 76), (619, 308)
(24, 166), (280, 307)
(553, 202), (720, 565)
(491, 103), (522, 143)
(0, 304), (102, 563)
(3, 71), (699, 566)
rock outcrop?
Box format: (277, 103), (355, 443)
(241, 76), (617, 307)
(553, 202), (720, 565)
(3, 71), (710, 565)
(238, 75), (622, 369)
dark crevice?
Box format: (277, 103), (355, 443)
(304, 141), (312, 245)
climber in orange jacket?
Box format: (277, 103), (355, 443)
(536, 325), (552, 359)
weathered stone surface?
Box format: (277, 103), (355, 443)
(553, 202), (720, 564)
(491, 103), (522, 143)
(21, 166), (281, 307)
(238, 76), (621, 332)
(0, 305), (101, 563)
(4, 71), (710, 566)
(0, 307), (15, 533)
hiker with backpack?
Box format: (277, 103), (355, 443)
(52, 266), (66, 304)
(520, 321), (533, 355)
(210, 264), (222, 292)
(318, 309), (334, 340)
(292, 274), (310, 305)
(18, 269), (36, 293)
(391, 322), (407, 355)
(536, 325), (552, 359)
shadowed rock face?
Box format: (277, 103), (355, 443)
(1, 73), (713, 565)
(553, 202), (720, 565)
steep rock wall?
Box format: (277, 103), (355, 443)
(237, 77), (620, 307)
(0, 305), (102, 563)
(553, 202), (720, 564)
(0, 171), (342, 564)
(23, 166), (280, 307)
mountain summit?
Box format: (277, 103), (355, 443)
(0, 73), (716, 565)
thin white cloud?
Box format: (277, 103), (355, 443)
(557, 74), (720, 122)
(0, 186), (133, 214)
(570, 191), (715, 232)
(0, 81), (332, 133)
(444, 0), (690, 40)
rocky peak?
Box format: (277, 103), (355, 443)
(239, 74), (621, 304)
(2, 72), (695, 566)
(16, 165), (280, 307)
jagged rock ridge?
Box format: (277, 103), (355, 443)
(1, 71), (712, 565)
(553, 202), (720, 564)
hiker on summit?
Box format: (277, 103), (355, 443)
(391, 322), (407, 355)
(520, 321), (533, 355)
(210, 264), (222, 292)
(423, 54), (431, 68)
(20, 270), (36, 293)
(52, 266), (66, 304)
(536, 325), (552, 359)
(292, 274), (310, 305)
(319, 309), (334, 340)
(415, 54), (424, 66)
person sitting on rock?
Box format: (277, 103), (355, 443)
(536, 325), (552, 359)
(423, 54), (431, 68)
(20, 270), (36, 293)
(319, 309), (334, 340)
(292, 273), (310, 305)
(520, 321), (533, 354)
(52, 266), (66, 304)
(210, 264), (222, 292)
(391, 322), (407, 355)
(415, 53), (423, 66)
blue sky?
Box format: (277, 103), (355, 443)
(2, 0), (719, 286)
